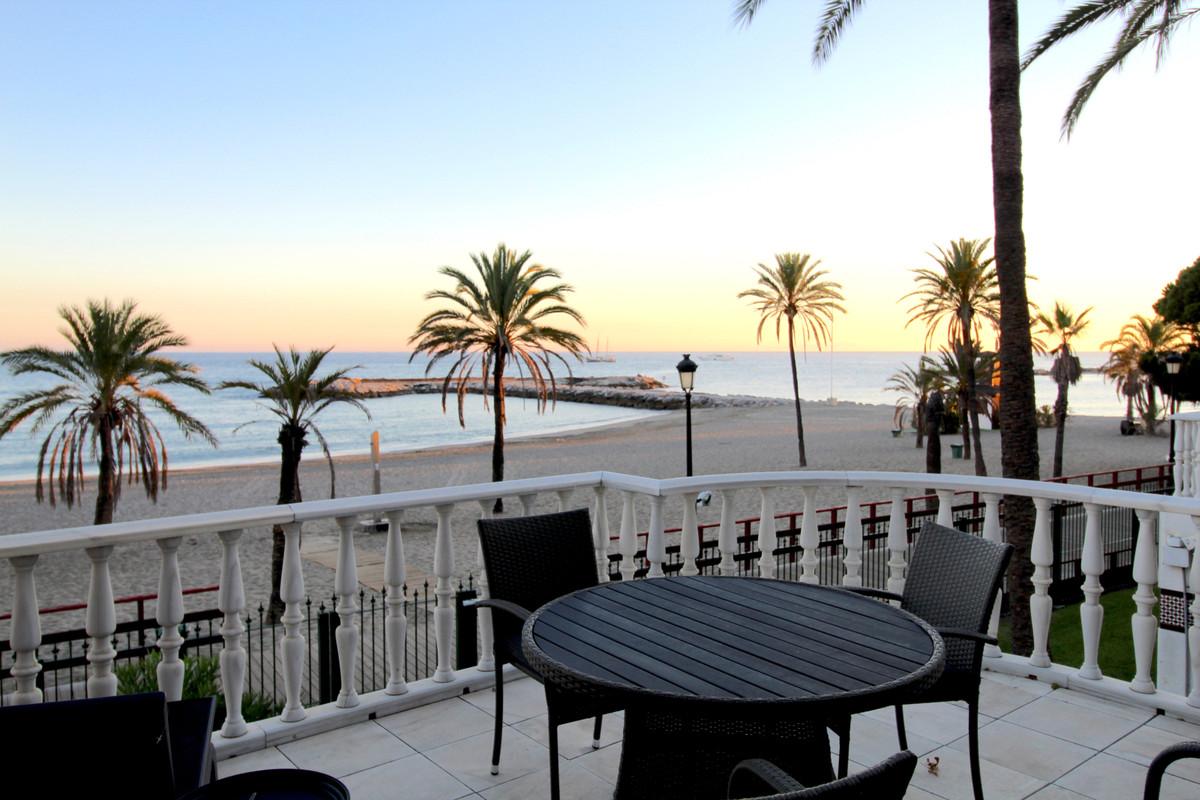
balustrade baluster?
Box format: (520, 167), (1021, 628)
(758, 488), (777, 579)
(334, 516), (361, 707)
(646, 496), (666, 578)
(279, 521), (307, 721)
(936, 490), (954, 527)
(1029, 497), (1054, 668)
(216, 530), (248, 736)
(982, 494), (1003, 658)
(156, 537), (185, 701)
(385, 510), (410, 693)
(718, 491), (736, 576)
(887, 488), (907, 595)
(9, 555), (42, 704)
(1130, 509), (1158, 693)
(841, 488), (863, 588)
(556, 489), (571, 511)
(680, 492), (700, 576)
(592, 486), (611, 582)
(1187, 424), (1199, 498)
(799, 486), (819, 584)
(85, 545), (117, 698)
(474, 501), (495, 673)
(433, 504), (455, 681)
(519, 494), (537, 516)
(619, 492), (636, 581)
(1078, 502), (1105, 680)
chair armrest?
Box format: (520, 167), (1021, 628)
(1144, 741), (1200, 799)
(842, 587), (903, 603)
(727, 758), (805, 798)
(467, 597), (531, 622)
(937, 627), (998, 646)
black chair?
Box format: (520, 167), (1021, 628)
(1143, 740), (1200, 799)
(728, 751), (917, 799)
(474, 508), (620, 800)
(177, 768), (349, 799)
(0, 691), (217, 798)
(831, 520), (1013, 800)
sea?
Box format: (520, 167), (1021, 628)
(0, 351), (1125, 482)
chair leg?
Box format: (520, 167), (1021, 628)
(968, 698), (984, 800)
(592, 714), (603, 749)
(894, 705), (908, 750)
(491, 659), (504, 776)
(549, 723), (561, 800)
(837, 719), (850, 779)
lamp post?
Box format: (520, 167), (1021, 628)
(1166, 352), (1183, 464)
(676, 354), (697, 477)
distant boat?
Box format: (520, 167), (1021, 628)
(708, 354), (734, 362)
(586, 337), (616, 363)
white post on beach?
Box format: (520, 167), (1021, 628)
(217, 529), (248, 736)
(842, 488), (863, 588)
(1130, 509), (1158, 694)
(9, 555), (43, 704)
(887, 488), (908, 595)
(278, 521), (307, 722)
(432, 504), (455, 682)
(155, 537), (186, 701)
(982, 493), (1003, 658)
(385, 510), (410, 693)
(334, 515), (361, 707)
(475, 500), (495, 674)
(799, 486), (819, 585)
(1029, 498), (1054, 667)
(1078, 502), (1105, 680)
(85, 545), (118, 698)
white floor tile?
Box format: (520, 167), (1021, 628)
(341, 753), (474, 800)
(377, 696), (496, 752)
(216, 746), (296, 778)
(461, 676), (548, 724)
(276, 719), (413, 778)
(1023, 786), (1092, 799)
(907, 745), (1045, 800)
(949, 719), (1095, 782)
(511, 712), (623, 759)
(573, 742), (623, 785)
(1056, 752), (1199, 800)
(479, 760), (614, 800)
(425, 727), (549, 792)
(1147, 714), (1200, 740)
(1104, 724), (1200, 784)
(1002, 695), (1145, 750)
(841, 713), (942, 765)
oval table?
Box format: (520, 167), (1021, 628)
(523, 575), (944, 800)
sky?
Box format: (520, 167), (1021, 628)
(1, 1), (1197, 354)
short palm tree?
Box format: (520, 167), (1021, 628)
(1101, 314), (1186, 434)
(886, 358), (941, 449)
(220, 346), (368, 619)
(409, 244), (587, 509)
(1034, 303), (1093, 477)
(904, 238), (1000, 477)
(0, 299), (215, 525)
(738, 253), (846, 467)
(1023, 1), (1198, 137)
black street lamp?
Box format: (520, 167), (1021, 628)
(676, 354), (697, 477)
(1167, 352), (1183, 463)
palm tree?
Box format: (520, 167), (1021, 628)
(1034, 303), (1093, 477)
(1023, 1), (1198, 137)
(220, 346), (368, 619)
(409, 244), (587, 510)
(904, 239), (1000, 477)
(738, 253), (846, 467)
(886, 358), (941, 449)
(733, 0), (1041, 657)
(0, 299), (215, 525)
(1101, 314), (1187, 435)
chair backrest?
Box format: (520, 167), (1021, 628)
(477, 508), (598, 645)
(902, 520), (1013, 676)
(729, 751), (917, 799)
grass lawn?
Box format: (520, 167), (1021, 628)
(998, 587), (1147, 682)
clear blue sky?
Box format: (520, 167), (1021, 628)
(2, 1), (1196, 351)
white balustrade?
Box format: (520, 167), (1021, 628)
(680, 492), (700, 576)
(473, 502), (495, 675)
(646, 496), (666, 578)
(217, 530), (248, 736)
(432, 504), (455, 682)
(1029, 497), (1054, 668)
(156, 537), (185, 701)
(592, 485), (611, 581)
(619, 491), (637, 581)
(887, 488), (907, 595)
(385, 510), (411, 692)
(758, 487), (777, 579)
(1190, 519), (1200, 708)
(9, 555), (42, 704)
(333, 516), (361, 708)
(1130, 509), (1158, 693)
(718, 490), (737, 576)
(519, 493), (537, 515)
(935, 490), (954, 527)
(841, 488), (863, 588)
(799, 486), (819, 584)
(278, 521), (307, 722)
(1078, 502), (1105, 680)
(85, 545), (117, 698)
(981, 494), (1003, 659)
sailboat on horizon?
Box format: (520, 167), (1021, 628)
(585, 337), (616, 363)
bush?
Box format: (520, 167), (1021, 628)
(1035, 405), (1056, 428)
(116, 651), (282, 724)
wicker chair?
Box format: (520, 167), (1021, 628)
(1143, 740), (1200, 799)
(831, 520), (1013, 800)
(728, 751), (917, 799)
(475, 508), (620, 800)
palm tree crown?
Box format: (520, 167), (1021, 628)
(0, 299), (215, 524)
(904, 238), (1001, 351)
(1101, 313), (1187, 431)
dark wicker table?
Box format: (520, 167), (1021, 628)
(523, 575), (944, 799)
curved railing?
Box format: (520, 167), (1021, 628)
(2, 468), (1199, 754)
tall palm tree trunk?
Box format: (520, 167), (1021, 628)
(958, 385), (971, 459)
(94, 415), (117, 525)
(1052, 380), (1069, 478)
(787, 316), (807, 467)
(991, 0), (1039, 656)
(492, 353), (506, 513)
(915, 398), (926, 449)
(270, 425), (306, 622)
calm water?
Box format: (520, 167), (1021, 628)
(0, 351), (1124, 481)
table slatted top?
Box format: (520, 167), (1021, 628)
(523, 576), (943, 712)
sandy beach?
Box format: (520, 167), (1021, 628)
(0, 401), (1170, 633)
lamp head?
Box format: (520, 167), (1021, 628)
(1166, 352), (1183, 375)
(676, 353), (697, 392)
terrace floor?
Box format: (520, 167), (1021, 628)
(216, 672), (1200, 800)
